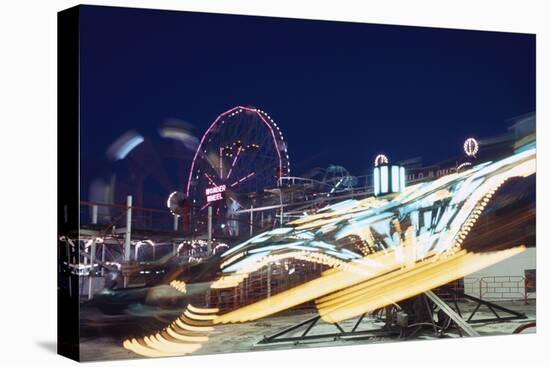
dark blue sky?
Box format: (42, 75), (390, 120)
(79, 5), (535, 196)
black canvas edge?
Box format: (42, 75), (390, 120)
(57, 5), (81, 362)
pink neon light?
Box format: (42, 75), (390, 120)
(186, 106), (285, 197)
(204, 173), (217, 186)
(205, 184), (226, 196)
(200, 202), (210, 211)
(255, 111), (283, 178)
(219, 147), (223, 178)
(230, 171), (256, 188)
(206, 192), (223, 202)
(226, 147), (242, 179)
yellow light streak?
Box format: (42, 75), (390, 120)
(169, 280), (187, 293)
(122, 304), (218, 358)
(183, 310), (217, 321)
(174, 318), (214, 332)
(213, 248), (409, 324)
(187, 304), (219, 314)
(317, 246), (524, 323)
(295, 214), (353, 230)
(165, 328), (208, 343)
(123, 149), (535, 357)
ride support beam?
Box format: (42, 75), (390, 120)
(424, 290), (480, 337)
(124, 195), (132, 287)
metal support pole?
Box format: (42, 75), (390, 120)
(124, 195), (132, 288)
(88, 240), (96, 300)
(173, 215), (178, 231)
(92, 205), (98, 224)
(66, 240), (72, 297)
(83, 247), (88, 265)
(101, 243), (106, 276)
(261, 211), (264, 229)
(207, 206), (213, 254)
(279, 189), (283, 228)
(250, 205), (254, 237)
(479, 279), (483, 300)
(424, 290), (480, 337)
(124, 195), (133, 261)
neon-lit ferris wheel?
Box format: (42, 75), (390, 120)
(186, 106), (290, 234)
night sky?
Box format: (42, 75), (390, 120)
(79, 5), (535, 203)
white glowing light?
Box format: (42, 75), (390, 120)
(464, 138), (479, 157)
(457, 162), (472, 171)
(205, 185), (226, 195)
(158, 128), (199, 150)
(166, 191), (181, 212)
(380, 166), (388, 193)
(391, 166), (399, 192)
(374, 167), (380, 196)
(116, 136), (144, 160)
(206, 193), (223, 202)
(205, 185), (226, 202)
(374, 154), (389, 167)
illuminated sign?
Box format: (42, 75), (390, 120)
(206, 185), (226, 202)
(464, 137), (479, 157)
(374, 154), (388, 167)
(373, 164), (405, 196)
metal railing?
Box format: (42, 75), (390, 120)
(479, 276), (531, 303)
(440, 276), (535, 305)
(80, 200), (178, 232)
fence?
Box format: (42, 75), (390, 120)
(440, 276), (535, 304)
(80, 200), (178, 232)
(478, 276), (533, 303)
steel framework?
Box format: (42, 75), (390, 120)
(257, 289), (527, 345)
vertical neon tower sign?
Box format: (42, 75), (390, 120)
(373, 154), (405, 196)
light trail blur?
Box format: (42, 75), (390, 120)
(123, 147), (535, 356)
(122, 304), (218, 357)
(213, 147), (535, 324)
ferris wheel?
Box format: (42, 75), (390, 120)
(186, 106), (290, 235)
